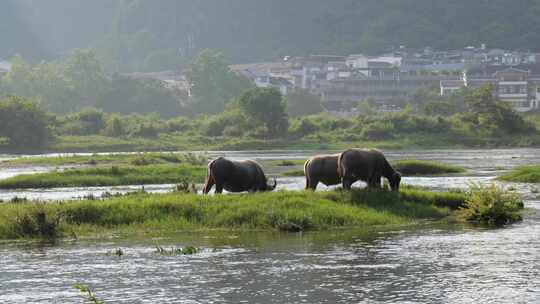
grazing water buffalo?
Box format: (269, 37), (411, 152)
(338, 149), (401, 191)
(202, 157), (277, 194)
(304, 154), (341, 190)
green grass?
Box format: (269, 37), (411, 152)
(281, 169), (305, 177)
(0, 165), (206, 189)
(1, 152), (207, 167)
(270, 159), (306, 167)
(0, 188), (464, 239)
(393, 159), (466, 176)
(498, 165), (540, 183)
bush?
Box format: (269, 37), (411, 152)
(458, 184), (524, 226)
(361, 121), (394, 140)
(0, 96), (53, 149)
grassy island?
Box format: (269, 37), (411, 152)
(0, 165), (206, 189)
(0, 188), (463, 239)
(498, 165), (540, 183)
(393, 160), (466, 176)
(0, 185), (524, 240)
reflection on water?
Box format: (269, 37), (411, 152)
(0, 205), (538, 304)
(0, 149), (539, 303)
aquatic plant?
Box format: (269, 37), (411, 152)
(73, 284), (104, 304)
(155, 245), (200, 255)
(106, 248), (124, 257)
(498, 165), (540, 183)
(392, 159), (465, 176)
(458, 184), (524, 226)
(12, 207), (59, 238)
(174, 181), (198, 193)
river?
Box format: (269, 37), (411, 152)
(0, 148), (539, 303)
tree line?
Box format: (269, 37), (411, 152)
(1, 85), (536, 151)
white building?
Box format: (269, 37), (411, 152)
(0, 58), (12, 77)
(440, 67), (540, 112)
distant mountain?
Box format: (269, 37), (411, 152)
(0, 0), (49, 61)
(3, 0), (540, 69)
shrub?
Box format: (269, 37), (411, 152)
(361, 121), (394, 140)
(458, 184), (524, 226)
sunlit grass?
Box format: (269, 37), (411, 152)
(0, 164), (206, 189)
(0, 188), (462, 239)
(498, 165), (540, 183)
(392, 159), (465, 176)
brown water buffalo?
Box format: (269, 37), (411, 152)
(338, 149), (401, 191)
(202, 157), (277, 194)
(304, 154), (341, 190)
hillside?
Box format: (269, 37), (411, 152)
(3, 0), (540, 70)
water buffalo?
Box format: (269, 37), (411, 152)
(304, 154), (341, 190)
(337, 149), (401, 191)
(202, 157), (277, 194)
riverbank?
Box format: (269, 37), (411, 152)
(2, 131), (540, 155)
(0, 188), (466, 240)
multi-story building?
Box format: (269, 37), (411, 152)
(440, 67), (540, 111)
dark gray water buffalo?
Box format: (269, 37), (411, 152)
(338, 149), (401, 191)
(304, 154), (341, 190)
(202, 157), (277, 194)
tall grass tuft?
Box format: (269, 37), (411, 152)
(12, 207), (59, 239)
(458, 184), (524, 226)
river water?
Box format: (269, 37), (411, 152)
(0, 149), (539, 303)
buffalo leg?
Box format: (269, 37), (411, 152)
(306, 178), (319, 190)
(342, 177), (353, 190)
(369, 176), (382, 189)
(203, 175), (215, 194)
(215, 183), (224, 194)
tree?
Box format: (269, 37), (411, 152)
(238, 87), (288, 137)
(64, 49), (108, 107)
(98, 75), (182, 118)
(186, 49), (252, 114)
(0, 96), (53, 149)
(103, 115), (125, 137)
(462, 85), (533, 135)
(285, 90), (324, 117)
(1, 55), (77, 113)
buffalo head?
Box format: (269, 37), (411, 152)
(389, 172), (401, 191)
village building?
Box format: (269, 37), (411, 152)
(440, 67), (540, 111)
(0, 58), (12, 77)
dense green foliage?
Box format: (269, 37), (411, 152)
(393, 160), (466, 176)
(0, 96), (52, 149)
(0, 84), (538, 153)
(0, 188), (462, 239)
(238, 88), (289, 138)
(0, 51), (184, 116)
(498, 165), (540, 183)
(6, 1), (540, 69)
(186, 50), (252, 114)
(458, 184), (524, 226)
